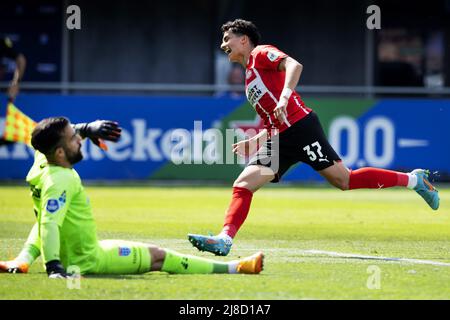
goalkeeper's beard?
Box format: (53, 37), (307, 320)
(63, 145), (83, 165)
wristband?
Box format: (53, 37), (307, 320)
(71, 123), (88, 139)
(280, 87), (293, 100)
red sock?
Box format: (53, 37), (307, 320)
(221, 187), (253, 238)
(349, 167), (408, 189)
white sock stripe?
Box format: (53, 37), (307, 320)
(407, 173), (418, 189)
(228, 261), (238, 274)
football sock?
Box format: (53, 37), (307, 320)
(406, 173), (418, 189)
(161, 249), (233, 274)
(15, 245), (40, 265)
(221, 187), (253, 238)
(217, 232), (233, 244)
(349, 167), (413, 189)
(16, 223), (40, 264)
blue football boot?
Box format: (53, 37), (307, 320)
(188, 233), (232, 256)
(412, 169), (439, 210)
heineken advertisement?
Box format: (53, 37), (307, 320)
(0, 94), (449, 182)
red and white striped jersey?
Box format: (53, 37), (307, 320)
(245, 45), (312, 132)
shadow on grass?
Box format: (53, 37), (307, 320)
(83, 272), (172, 280)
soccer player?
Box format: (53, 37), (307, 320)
(0, 36), (26, 100)
(188, 19), (440, 256)
(0, 37), (27, 146)
(0, 117), (263, 277)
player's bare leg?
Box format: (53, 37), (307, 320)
(148, 246), (166, 271)
(319, 161), (439, 210)
(233, 164), (276, 192)
(318, 160), (351, 190)
(188, 165), (274, 256)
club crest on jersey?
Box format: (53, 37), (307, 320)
(46, 199), (60, 214)
(118, 247), (131, 257)
(267, 50), (279, 62)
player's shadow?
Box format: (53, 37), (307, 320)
(84, 272), (173, 280)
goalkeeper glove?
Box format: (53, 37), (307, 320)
(46, 260), (73, 279)
(72, 120), (122, 150)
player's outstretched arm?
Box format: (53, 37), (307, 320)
(8, 54), (26, 100)
(72, 120), (122, 149)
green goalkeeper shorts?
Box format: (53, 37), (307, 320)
(92, 240), (151, 274)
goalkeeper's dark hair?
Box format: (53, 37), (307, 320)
(221, 19), (261, 47)
(31, 117), (70, 155)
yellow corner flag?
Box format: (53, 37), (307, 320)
(3, 102), (37, 147)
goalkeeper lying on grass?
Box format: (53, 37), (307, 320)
(1, 117), (263, 278)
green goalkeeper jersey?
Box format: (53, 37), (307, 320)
(26, 151), (98, 273)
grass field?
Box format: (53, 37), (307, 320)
(0, 185), (449, 300)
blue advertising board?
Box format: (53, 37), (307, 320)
(0, 94), (449, 182)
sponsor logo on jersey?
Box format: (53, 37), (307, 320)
(118, 247), (131, 257)
(267, 50), (279, 62)
(246, 69), (252, 80)
(58, 191), (66, 205)
(46, 199), (60, 214)
(246, 76), (269, 106)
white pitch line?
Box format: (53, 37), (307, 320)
(300, 250), (450, 267)
(56, 238), (450, 267)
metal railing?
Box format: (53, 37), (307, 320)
(1, 82), (450, 96)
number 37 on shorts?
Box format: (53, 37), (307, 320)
(303, 141), (329, 163)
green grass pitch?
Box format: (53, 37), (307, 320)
(0, 185), (449, 300)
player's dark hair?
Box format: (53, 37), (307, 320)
(31, 117), (70, 155)
(221, 19), (261, 47)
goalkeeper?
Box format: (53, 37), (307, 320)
(0, 117), (263, 277)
